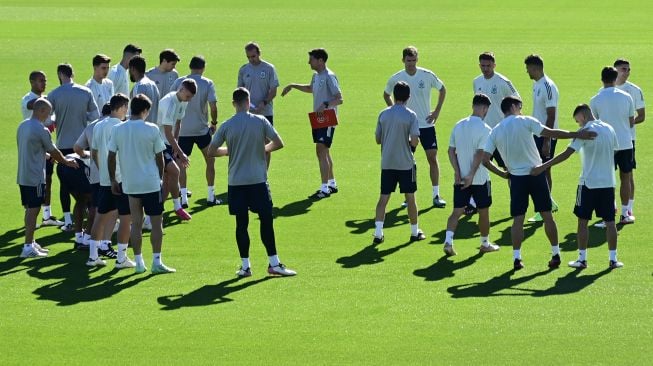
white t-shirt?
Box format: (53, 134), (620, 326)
(532, 74), (559, 129)
(568, 120), (618, 189)
(108, 63), (129, 96)
(385, 67), (444, 128)
(92, 117), (123, 186)
(108, 119), (166, 195)
(473, 72), (520, 128)
(589, 87), (634, 150)
(86, 78), (115, 111)
(21, 91), (54, 127)
(449, 115), (491, 185)
(484, 115), (544, 176)
(157, 91), (188, 145)
(616, 81), (645, 140)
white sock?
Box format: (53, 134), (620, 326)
(609, 250), (617, 262)
(64, 212), (72, 225)
(153, 252), (162, 265)
(432, 186), (440, 198)
(117, 243), (128, 261)
(621, 205), (628, 217)
(328, 179), (337, 188)
(89, 240), (99, 260)
(269, 255), (280, 267)
(551, 245), (560, 256)
(579, 249), (587, 261)
(480, 236), (489, 247)
(181, 188), (188, 204)
(469, 197), (476, 208)
(99, 240), (110, 250)
(513, 249), (521, 260)
(42, 206), (51, 220)
(321, 183), (329, 193)
(445, 230), (454, 245)
(410, 224), (419, 236)
(207, 185), (215, 201)
(83, 233), (91, 245)
(628, 199), (634, 213)
(374, 221), (384, 238)
(135, 254), (144, 265)
(173, 198), (182, 210)
(241, 257), (251, 270)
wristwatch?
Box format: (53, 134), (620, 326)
(323, 101), (329, 108)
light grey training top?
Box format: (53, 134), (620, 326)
(131, 76), (160, 123)
(17, 118), (56, 186)
(74, 117), (103, 184)
(210, 111), (278, 186)
(311, 67), (341, 113)
(48, 82), (99, 149)
(146, 67), (179, 97)
(375, 104), (420, 170)
(171, 73), (217, 136)
(238, 60), (279, 117)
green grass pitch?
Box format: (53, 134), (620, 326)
(1, 0), (652, 364)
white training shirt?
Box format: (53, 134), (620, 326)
(92, 117), (123, 186)
(20, 91), (54, 127)
(385, 67), (444, 128)
(616, 81), (645, 140)
(589, 87), (634, 150)
(532, 74), (559, 129)
(568, 120), (618, 189)
(449, 115), (492, 185)
(108, 63), (129, 96)
(157, 91), (188, 145)
(86, 78), (115, 111)
(473, 72), (520, 128)
(484, 115), (544, 176)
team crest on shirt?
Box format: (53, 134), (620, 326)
(259, 71), (266, 79)
(536, 88), (540, 96)
(418, 80), (425, 89)
(319, 79), (325, 88)
(491, 85), (497, 94)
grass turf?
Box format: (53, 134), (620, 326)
(1, 0), (652, 364)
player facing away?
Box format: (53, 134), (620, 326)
(21, 70), (63, 227)
(171, 56), (220, 207)
(281, 48), (343, 199)
(147, 49), (180, 97)
(108, 94), (175, 274)
(238, 42), (280, 168)
(524, 54), (560, 223)
(108, 43), (142, 96)
(208, 87), (296, 277)
(373, 82), (426, 243)
(85, 54), (115, 111)
(531, 104), (623, 269)
(383, 46), (447, 208)
(129, 55), (160, 124)
(614, 58), (645, 220)
(443, 94), (508, 256)
(17, 98), (79, 258)
(589, 66), (635, 226)
(482, 96), (597, 270)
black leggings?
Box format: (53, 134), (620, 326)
(235, 212), (277, 258)
(58, 148), (74, 212)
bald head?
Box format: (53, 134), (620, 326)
(32, 98), (52, 122)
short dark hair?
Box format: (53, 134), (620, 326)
(180, 78), (197, 95)
(472, 93), (491, 107)
(500, 96), (522, 114)
(29, 70), (45, 81)
(189, 56), (205, 70)
(109, 93), (130, 111)
(613, 58), (630, 67)
(57, 63), (73, 78)
(572, 103), (592, 117)
(123, 44), (142, 55)
(245, 42), (261, 54)
(308, 48), (328, 62)
(159, 49), (180, 63)
(129, 55), (146, 74)
(130, 94), (152, 115)
(233, 87), (250, 104)
(92, 54), (111, 66)
(392, 81), (410, 102)
(524, 54), (544, 68)
(402, 46), (418, 59)
(479, 52), (495, 63)
(601, 66), (618, 83)
(101, 102), (112, 116)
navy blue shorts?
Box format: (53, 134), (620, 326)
(97, 185), (131, 215)
(631, 140), (636, 169)
(508, 173), (552, 217)
(228, 182), (273, 216)
(46, 158), (54, 176)
(419, 127), (438, 151)
(453, 181), (492, 209)
(56, 162), (91, 194)
(574, 185), (615, 222)
(533, 136), (558, 163)
(178, 132), (212, 156)
(380, 167), (417, 195)
(129, 190), (163, 216)
(492, 149), (505, 168)
(614, 149), (634, 173)
(90, 183), (100, 208)
(163, 144), (175, 166)
(20, 184), (45, 208)
(312, 126), (335, 148)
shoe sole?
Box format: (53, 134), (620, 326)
(443, 246), (456, 256)
(479, 247), (499, 253)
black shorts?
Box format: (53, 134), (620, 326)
(46, 158), (54, 176)
(614, 149), (634, 173)
(631, 140), (636, 169)
(57, 163), (91, 194)
(228, 182), (273, 216)
(312, 126), (335, 148)
(380, 166), (417, 195)
(129, 190), (163, 216)
(90, 183), (100, 208)
(508, 173), (552, 217)
(453, 181), (492, 209)
(178, 132), (212, 156)
(163, 144), (175, 166)
(533, 136), (558, 163)
(492, 149), (505, 168)
(419, 127), (438, 151)
(20, 184), (45, 208)
(97, 185), (131, 215)
(574, 185), (615, 222)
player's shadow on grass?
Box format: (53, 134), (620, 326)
(0, 229), (74, 277)
(157, 276), (272, 310)
(413, 252), (484, 282)
(345, 206), (435, 235)
(559, 225), (626, 252)
(272, 198), (314, 218)
(532, 268), (611, 297)
(186, 194), (229, 216)
(430, 215), (512, 246)
(493, 220), (541, 247)
(336, 239), (413, 268)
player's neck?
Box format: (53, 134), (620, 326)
(616, 78), (627, 86)
(30, 89), (42, 96)
(93, 75), (103, 83)
(405, 68), (417, 76)
(483, 72), (494, 79)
